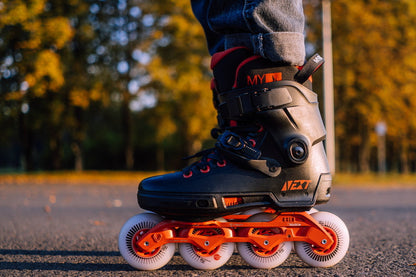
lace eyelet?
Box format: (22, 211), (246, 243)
(257, 125), (264, 132)
(216, 160), (227, 167)
(200, 165), (211, 173)
(183, 171), (193, 178)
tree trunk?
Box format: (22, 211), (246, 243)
(359, 128), (371, 173)
(400, 141), (409, 174)
(122, 92), (134, 170)
(72, 142), (83, 171)
(156, 145), (165, 171)
(18, 113), (34, 171)
(71, 107), (85, 171)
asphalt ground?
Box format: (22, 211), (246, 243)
(0, 181), (415, 276)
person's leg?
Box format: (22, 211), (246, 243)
(191, 0), (305, 65)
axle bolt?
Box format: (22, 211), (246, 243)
(264, 240), (269, 246)
(204, 241), (210, 246)
(321, 239), (327, 245)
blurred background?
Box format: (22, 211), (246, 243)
(1, 0), (416, 174)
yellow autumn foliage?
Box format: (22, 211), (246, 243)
(70, 89), (89, 109)
(18, 20), (43, 49)
(143, 0), (216, 154)
(25, 50), (65, 96)
(42, 17), (74, 49)
(0, 0), (46, 26)
(330, 0), (416, 170)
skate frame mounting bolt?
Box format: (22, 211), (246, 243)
(321, 239), (327, 245)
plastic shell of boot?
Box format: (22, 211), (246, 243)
(138, 81), (331, 221)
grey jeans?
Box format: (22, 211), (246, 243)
(191, 0), (305, 65)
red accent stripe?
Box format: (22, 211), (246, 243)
(229, 120), (238, 127)
(232, 56), (261, 88)
(210, 78), (216, 90)
(210, 46), (248, 69)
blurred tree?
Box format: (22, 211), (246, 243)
(141, 0), (216, 166)
(304, 0), (416, 172)
(3, 0), (416, 173)
(0, 0), (74, 170)
(0, 0), (150, 171)
(81, 0), (150, 170)
(331, 0), (416, 172)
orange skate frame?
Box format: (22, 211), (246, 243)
(132, 210), (335, 255)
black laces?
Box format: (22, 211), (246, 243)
(182, 124), (263, 177)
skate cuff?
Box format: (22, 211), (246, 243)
(216, 54), (324, 122)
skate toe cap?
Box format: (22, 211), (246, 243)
(138, 172), (183, 192)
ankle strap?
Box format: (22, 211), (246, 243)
(217, 81), (295, 121)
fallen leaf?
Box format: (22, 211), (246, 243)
(43, 205), (51, 213)
(49, 195), (56, 204)
(92, 220), (106, 226)
(112, 199), (122, 207)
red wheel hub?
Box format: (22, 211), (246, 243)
(132, 229), (161, 258)
(191, 229), (221, 257)
(312, 226), (338, 255)
(250, 228), (281, 257)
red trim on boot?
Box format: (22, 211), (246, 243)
(210, 78), (216, 90)
(211, 46), (249, 70)
(232, 55), (262, 88)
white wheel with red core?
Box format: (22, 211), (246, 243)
(118, 213), (175, 270)
(178, 218), (235, 270)
(308, 207), (319, 214)
(237, 212), (293, 269)
(295, 211), (350, 267)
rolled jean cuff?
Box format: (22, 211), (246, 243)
(224, 32), (305, 66)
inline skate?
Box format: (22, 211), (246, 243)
(119, 47), (349, 270)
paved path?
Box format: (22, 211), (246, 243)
(0, 182), (415, 276)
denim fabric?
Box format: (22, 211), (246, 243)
(191, 0), (305, 65)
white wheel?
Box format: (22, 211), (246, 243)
(237, 213), (293, 269)
(295, 211), (349, 267)
(179, 218), (234, 270)
(118, 213), (175, 270)
(307, 207), (319, 214)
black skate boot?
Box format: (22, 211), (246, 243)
(138, 47), (331, 221)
